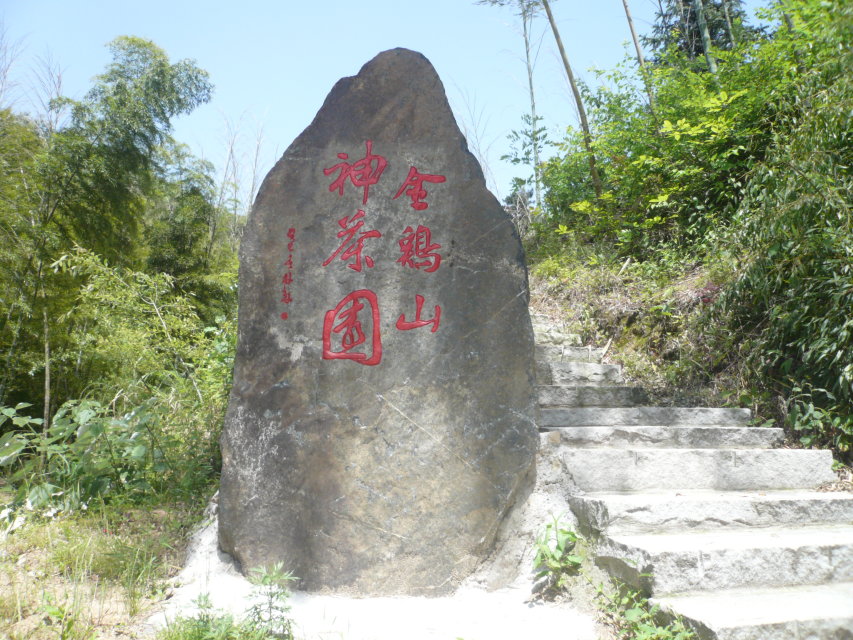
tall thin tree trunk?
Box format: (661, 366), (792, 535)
(720, 0), (737, 46)
(692, 0), (719, 75)
(676, 0), (694, 57)
(41, 305), (51, 471)
(622, 0), (657, 117)
(521, 2), (543, 210)
(780, 5), (806, 74)
(541, 0), (602, 198)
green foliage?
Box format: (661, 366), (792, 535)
(39, 593), (97, 640)
(532, 516), (583, 594)
(540, 0), (849, 258)
(246, 563), (297, 639)
(596, 579), (696, 640)
(0, 258), (236, 510)
(703, 0), (853, 457)
(0, 31), (243, 640)
(0, 247), (236, 510)
(157, 594), (271, 640)
(529, 0), (852, 460)
(1, 399), (165, 510)
(542, 52), (767, 257)
(0, 35), (232, 424)
(158, 569), (297, 640)
(787, 387), (851, 453)
(643, 0), (761, 62)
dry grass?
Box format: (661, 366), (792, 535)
(0, 501), (200, 640)
(528, 254), (729, 407)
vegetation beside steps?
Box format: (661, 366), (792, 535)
(531, 516), (696, 640)
(531, 314), (853, 638)
(519, 0), (853, 468)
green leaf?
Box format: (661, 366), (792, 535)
(624, 607), (645, 622)
(27, 483), (60, 508)
(0, 433), (27, 466)
(75, 408), (97, 426)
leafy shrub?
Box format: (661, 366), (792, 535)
(158, 567), (296, 640)
(0, 399), (169, 510)
(158, 594), (270, 640)
(707, 4), (853, 457)
(596, 579), (696, 640)
(532, 516), (583, 595)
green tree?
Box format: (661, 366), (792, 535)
(709, 0), (853, 457)
(0, 36), (213, 411)
(477, 0), (547, 208)
(145, 143), (238, 323)
(540, 0), (602, 198)
(643, 0), (760, 62)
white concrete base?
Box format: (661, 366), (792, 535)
(142, 501), (600, 640)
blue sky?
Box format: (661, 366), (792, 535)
(2, 0), (766, 204)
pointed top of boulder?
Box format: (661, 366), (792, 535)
(296, 47), (463, 148)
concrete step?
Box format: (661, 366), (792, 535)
(537, 361), (623, 386)
(535, 344), (604, 363)
(596, 525), (853, 595)
(570, 490), (853, 536)
(654, 582), (853, 640)
(531, 324), (581, 348)
(542, 425), (784, 448)
(539, 406), (752, 428)
(547, 446), (836, 491)
(538, 385), (648, 408)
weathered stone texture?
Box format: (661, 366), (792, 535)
(218, 48), (537, 595)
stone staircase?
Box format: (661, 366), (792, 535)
(533, 321), (853, 639)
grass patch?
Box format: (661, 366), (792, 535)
(0, 497), (207, 639)
(527, 237), (729, 408)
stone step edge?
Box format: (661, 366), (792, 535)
(553, 447), (836, 491)
(539, 407), (752, 427)
(652, 582), (853, 638)
(535, 345), (604, 362)
(569, 490), (853, 536)
(537, 386), (649, 408)
(597, 524), (853, 594)
(604, 523), (853, 554)
(540, 424), (779, 431)
(539, 425), (785, 449)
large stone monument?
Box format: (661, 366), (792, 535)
(218, 48), (537, 595)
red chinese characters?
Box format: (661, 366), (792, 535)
(393, 166), (446, 211)
(280, 227), (296, 319)
(396, 295), (441, 333)
(322, 290), (382, 366)
(322, 210), (381, 272)
(322, 291), (441, 366)
(397, 225), (441, 273)
(323, 140), (387, 205)
(319, 141), (448, 365)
